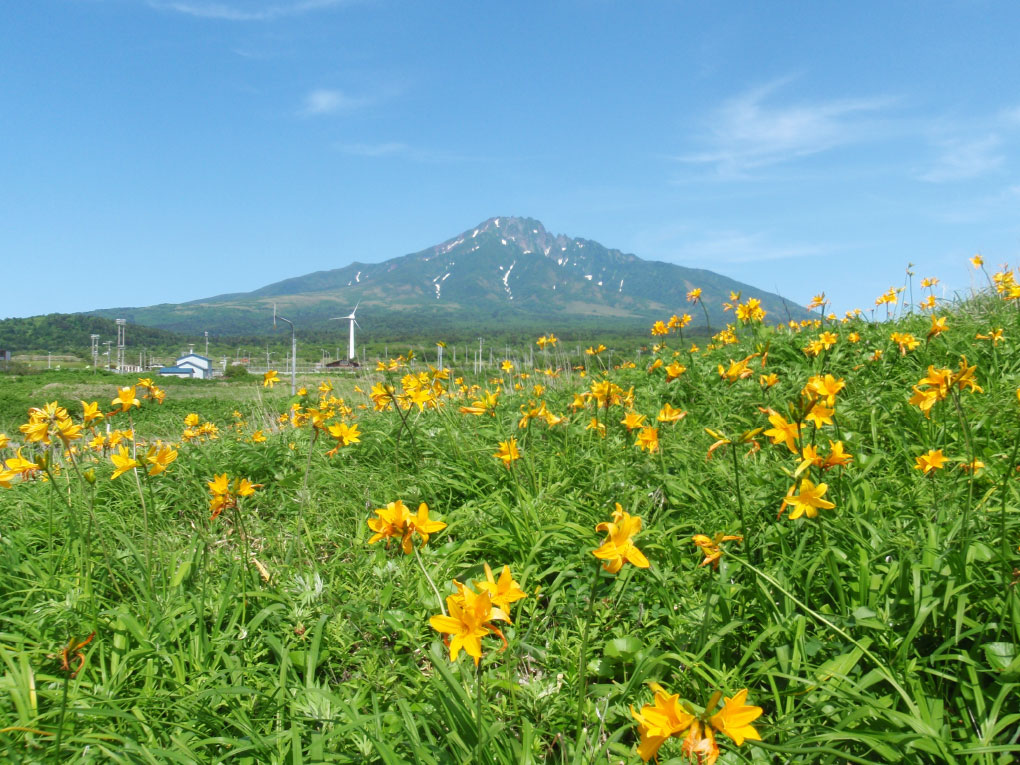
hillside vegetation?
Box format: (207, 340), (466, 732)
(1, 266), (1018, 763)
(0, 314), (182, 356)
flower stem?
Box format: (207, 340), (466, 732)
(53, 671), (70, 759)
(475, 662), (484, 762)
(138, 467), (157, 596)
(42, 461), (73, 513)
(301, 429), (318, 498)
(699, 299), (711, 334)
(414, 546), (446, 616)
(574, 563), (601, 746)
(729, 443), (750, 556)
(1000, 429), (1020, 594)
(697, 570), (718, 652)
(950, 389), (976, 563)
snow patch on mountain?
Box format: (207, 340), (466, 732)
(502, 261), (516, 300)
(441, 237), (464, 254)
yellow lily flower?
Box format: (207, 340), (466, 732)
(593, 504), (650, 573)
(110, 446), (140, 480)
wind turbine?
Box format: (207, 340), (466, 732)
(329, 303), (360, 364)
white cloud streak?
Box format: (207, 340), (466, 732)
(919, 135), (1004, 182)
(338, 141), (411, 157)
(151, 0), (353, 21)
(334, 141), (473, 163)
(637, 224), (826, 265)
(1000, 105), (1020, 126)
(301, 88), (368, 116)
(679, 79), (891, 176)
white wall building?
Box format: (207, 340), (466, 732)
(159, 352), (214, 379)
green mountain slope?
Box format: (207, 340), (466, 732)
(0, 313), (182, 355)
(87, 216), (810, 337)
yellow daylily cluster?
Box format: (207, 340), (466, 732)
(19, 401), (82, 447)
(518, 401), (567, 429)
(992, 269), (1020, 300)
(758, 373), (851, 521)
(889, 331), (920, 355)
(717, 354), (757, 383)
(367, 500), (446, 554)
(0, 449), (40, 488)
(493, 438), (521, 468)
(428, 564), (526, 665)
(207, 473), (259, 520)
(909, 357), (982, 418)
(632, 684), (762, 763)
(692, 532), (742, 569)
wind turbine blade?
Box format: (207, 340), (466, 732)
(353, 320), (361, 329)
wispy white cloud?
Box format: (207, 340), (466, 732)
(151, 0), (353, 21)
(637, 224), (825, 265)
(919, 135), (1004, 182)
(1000, 105), (1020, 126)
(338, 141), (411, 157)
(679, 78), (891, 177)
(676, 231), (824, 264)
(929, 183), (1020, 223)
(334, 141), (472, 163)
(301, 88), (368, 116)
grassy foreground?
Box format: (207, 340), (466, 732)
(1, 276), (1019, 764)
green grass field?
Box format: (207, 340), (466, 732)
(1, 275), (1019, 764)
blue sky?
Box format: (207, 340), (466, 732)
(2, 0), (1018, 320)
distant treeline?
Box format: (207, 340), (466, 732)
(0, 310), (711, 357)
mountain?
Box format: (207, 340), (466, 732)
(88, 216), (810, 339)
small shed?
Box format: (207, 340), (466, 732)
(174, 353), (214, 379)
(158, 365), (195, 379)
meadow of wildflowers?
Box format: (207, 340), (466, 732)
(1, 261), (1019, 763)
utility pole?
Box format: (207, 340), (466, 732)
(204, 331), (209, 357)
(273, 304), (298, 396)
(116, 318), (126, 373)
(90, 334), (100, 371)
